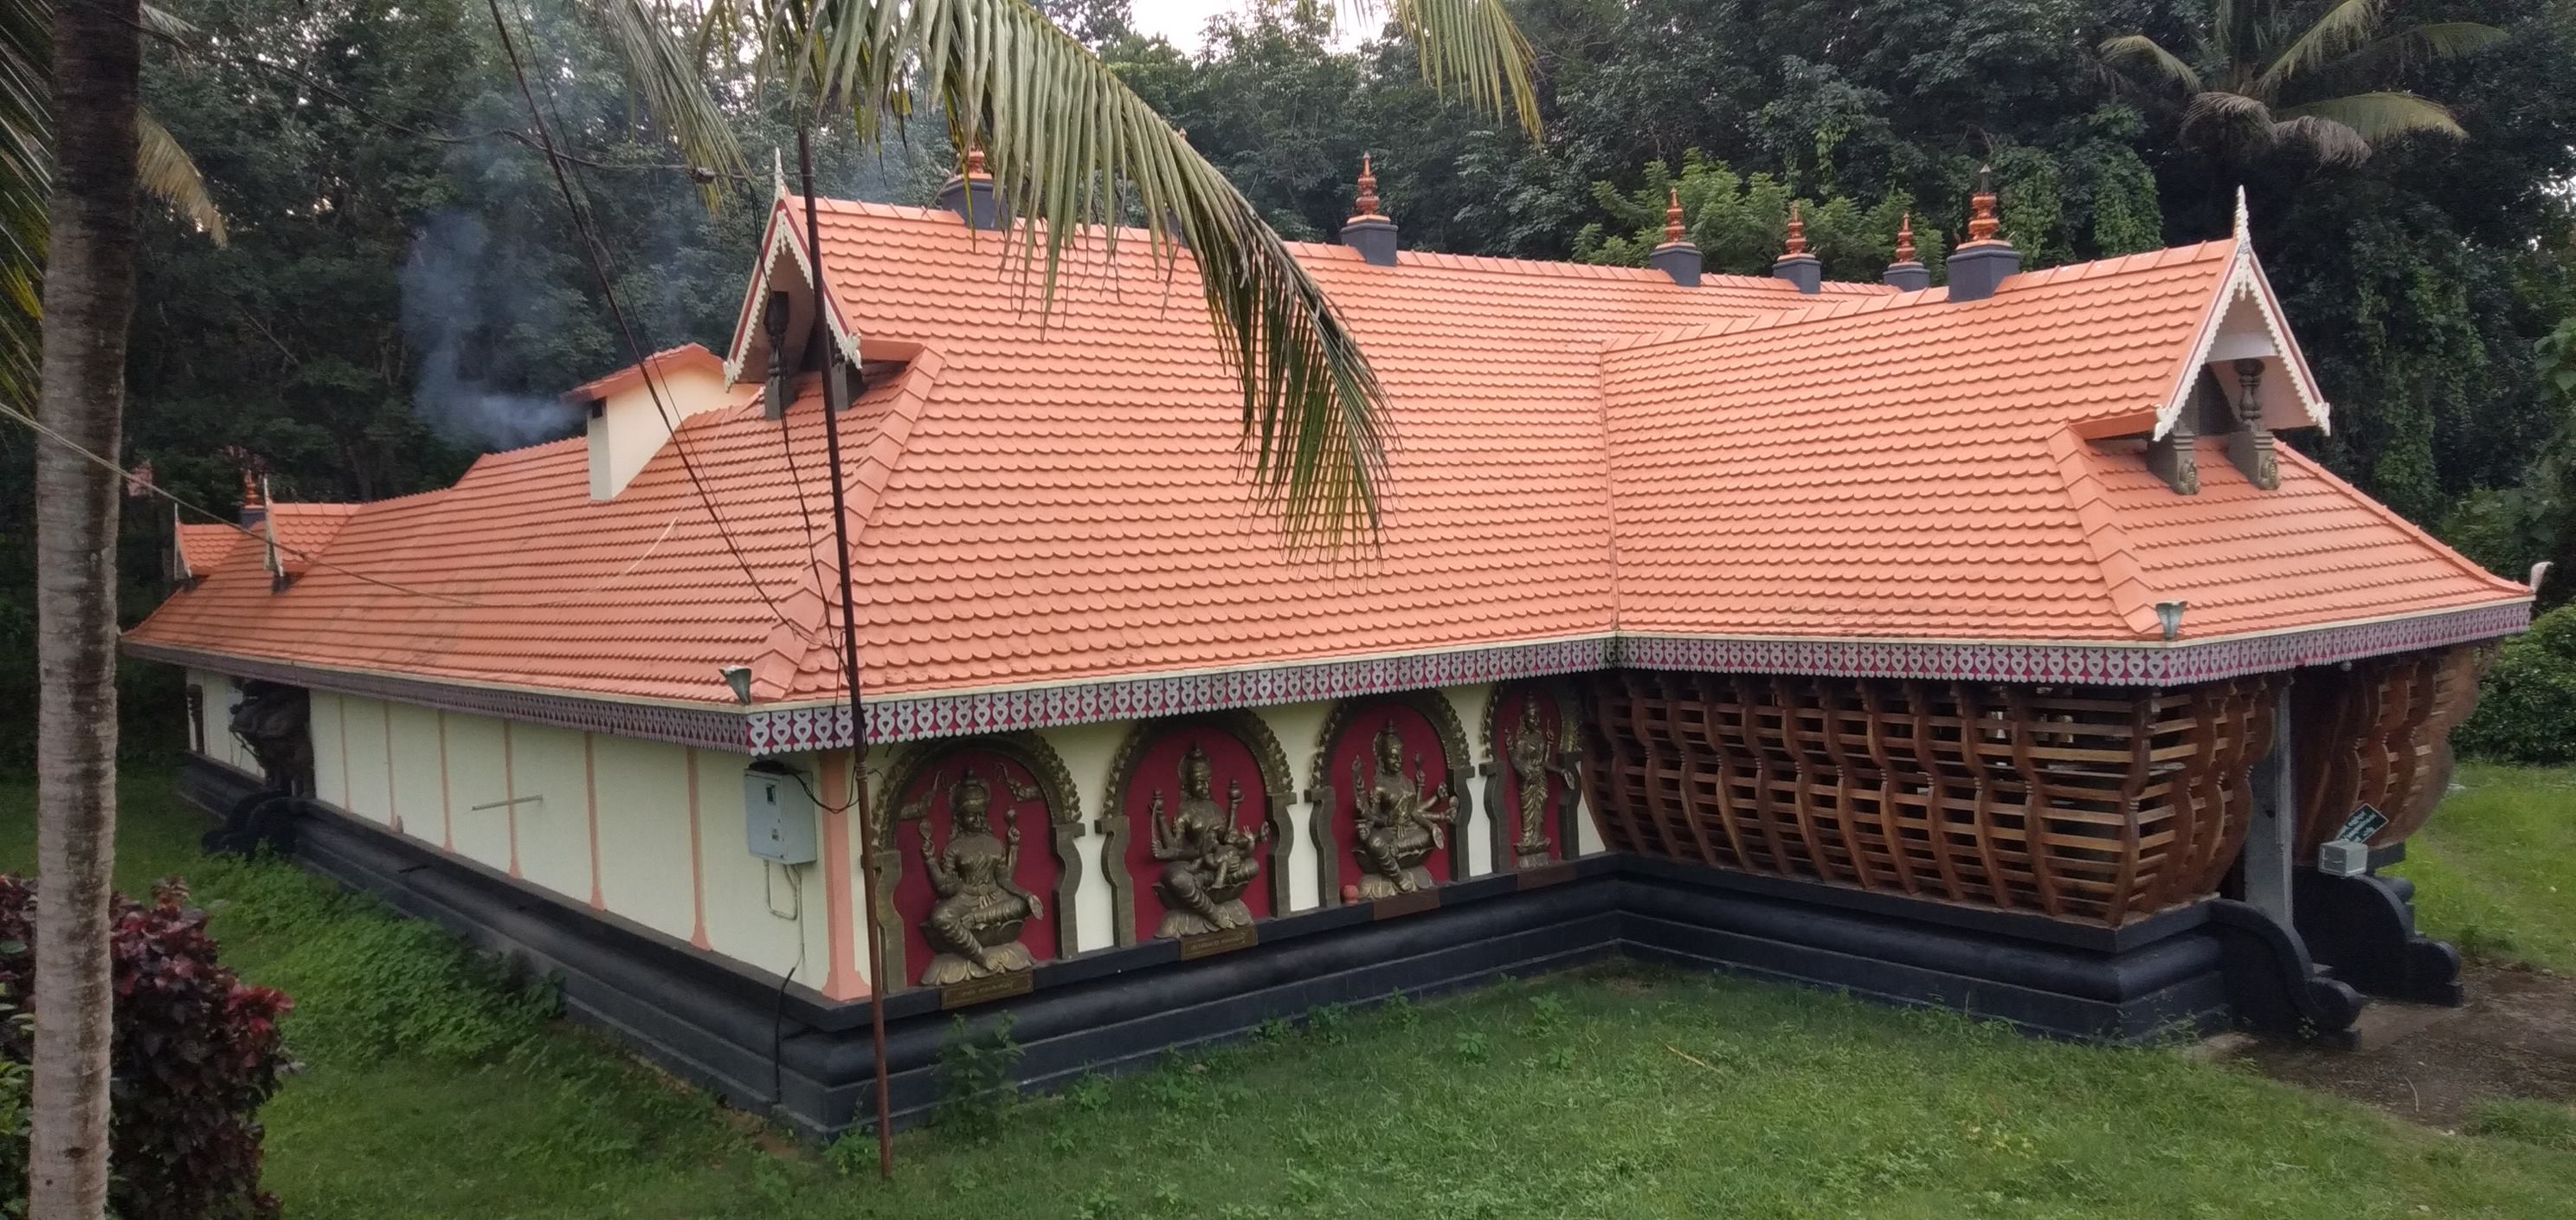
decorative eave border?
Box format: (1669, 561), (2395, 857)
(130, 600), (2528, 755)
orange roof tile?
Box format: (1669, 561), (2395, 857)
(126, 199), (2528, 718)
(561, 342), (723, 404)
(174, 522), (246, 578)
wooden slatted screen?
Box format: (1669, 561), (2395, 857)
(1585, 671), (2284, 927)
(2290, 643), (2489, 852)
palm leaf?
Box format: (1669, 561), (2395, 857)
(2271, 114), (2375, 164)
(873, 0), (1390, 547)
(2332, 21), (2508, 80)
(2278, 90), (2467, 151)
(1352, 0), (1539, 138)
(0, 0), (45, 411)
(137, 109), (225, 245)
(2099, 33), (2203, 94)
(2256, 0), (2386, 95)
(596, 0), (746, 203)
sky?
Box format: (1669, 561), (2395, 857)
(1126, 0), (1246, 48)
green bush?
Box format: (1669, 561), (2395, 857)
(2456, 605), (2576, 765)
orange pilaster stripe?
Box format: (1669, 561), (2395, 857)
(819, 749), (861, 1000)
(686, 749), (711, 951)
(503, 720), (521, 879)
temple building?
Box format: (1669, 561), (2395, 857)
(126, 158), (2534, 1137)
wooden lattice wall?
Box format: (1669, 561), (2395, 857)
(2291, 643), (2489, 852)
(1586, 672), (2284, 926)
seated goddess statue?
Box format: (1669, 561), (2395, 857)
(1149, 741), (1266, 938)
(1349, 720), (1453, 899)
(917, 768), (1044, 987)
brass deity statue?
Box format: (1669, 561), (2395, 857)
(915, 768), (1045, 987)
(1349, 720), (1454, 899)
(1507, 697), (1578, 869)
(1148, 741), (1268, 938)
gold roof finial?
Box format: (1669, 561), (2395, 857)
(1783, 202), (1809, 256)
(1894, 211), (1916, 262)
(962, 145), (990, 179)
(1353, 153), (1381, 218)
(1663, 187), (1685, 245)
(1966, 165), (2000, 244)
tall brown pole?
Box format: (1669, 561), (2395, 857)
(796, 123), (894, 1179)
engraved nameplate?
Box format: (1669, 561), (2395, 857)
(1516, 862), (1577, 890)
(939, 971), (1034, 1010)
(1178, 925), (1259, 960)
(1372, 888), (1441, 920)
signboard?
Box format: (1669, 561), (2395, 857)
(2333, 804), (2388, 844)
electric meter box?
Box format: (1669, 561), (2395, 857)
(744, 762), (818, 865)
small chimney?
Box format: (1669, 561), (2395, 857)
(1772, 203), (1821, 294)
(937, 146), (1007, 231)
(1883, 212), (1930, 292)
(1945, 167), (2019, 303)
(1646, 188), (1703, 287)
(1341, 154), (1398, 267)
(573, 344), (732, 500)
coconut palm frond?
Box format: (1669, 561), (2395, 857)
(886, 0), (1388, 548)
(2272, 114), (2374, 164)
(2099, 33), (2204, 94)
(597, 0), (746, 204)
(2185, 88), (2274, 132)
(2333, 21), (2508, 80)
(2279, 90), (2467, 149)
(2256, 0), (2386, 94)
(138, 3), (197, 41)
(0, 0), (44, 410)
(137, 109), (225, 245)
(1365, 0), (1540, 138)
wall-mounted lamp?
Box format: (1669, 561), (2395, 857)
(719, 665), (755, 705)
(2155, 600), (2188, 642)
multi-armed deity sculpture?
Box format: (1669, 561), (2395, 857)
(1507, 697), (1579, 869)
(913, 768), (1046, 986)
(1147, 741), (1268, 938)
(1349, 720), (1455, 899)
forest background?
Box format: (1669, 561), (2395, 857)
(3, 0), (2572, 765)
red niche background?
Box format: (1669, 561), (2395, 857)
(1491, 687), (1568, 863)
(1117, 727), (1275, 939)
(891, 750), (1062, 987)
(1323, 700), (1457, 897)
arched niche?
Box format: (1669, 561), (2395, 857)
(875, 733), (1081, 990)
(1099, 712), (1296, 946)
(1484, 680), (1585, 871)
(1307, 691), (1472, 907)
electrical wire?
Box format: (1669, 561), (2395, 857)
(481, 0), (831, 656)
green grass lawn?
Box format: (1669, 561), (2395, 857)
(2388, 763), (2576, 971)
(1, 768), (2572, 1219)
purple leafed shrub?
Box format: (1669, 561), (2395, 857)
(0, 875), (293, 1220)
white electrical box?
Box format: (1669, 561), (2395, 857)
(744, 763), (817, 865)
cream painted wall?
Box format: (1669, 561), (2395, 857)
(694, 749), (833, 981)
(594, 733), (701, 941)
(508, 724), (595, 901)
(386, 702), (446, 846)
(185, 668), (256, 774)
(1446, 683), (1497, 877)
(1034, 720), (1125, 953)
(338, 694), (393, 828)
(441, 713), (512, 872)
(1253, 699), (1332, 913)
(309, 690), (348, 809)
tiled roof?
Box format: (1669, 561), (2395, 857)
(174, 522), (245, 578)
(127, 201), (2528, 709)
(561, 342), (722, 404)
(263, 503), (364, 579)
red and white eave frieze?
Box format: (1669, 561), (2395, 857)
(131, 600), (2528, 755)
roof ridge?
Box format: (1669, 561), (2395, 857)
(2048, 428), (2165, 640)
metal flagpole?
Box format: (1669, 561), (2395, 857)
(795, 122), (895, 1180)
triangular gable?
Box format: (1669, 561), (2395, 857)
(722, 154), (866, 386)
(2154, 190), (2331, 439)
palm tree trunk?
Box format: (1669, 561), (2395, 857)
(29, 0), (142, 1214)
